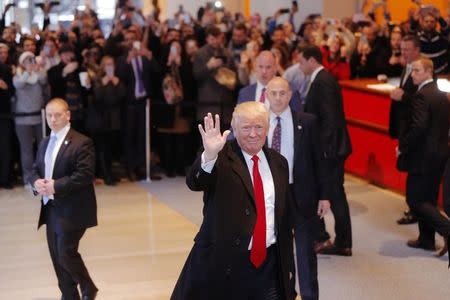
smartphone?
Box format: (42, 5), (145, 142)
(279, 8), (290, 14)
(133, 41), (141, 50)
(170, 45), (177, 55)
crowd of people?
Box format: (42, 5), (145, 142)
(0, 0), (448, 188)
(1, 0), (449, 299)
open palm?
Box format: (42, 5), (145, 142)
(198, 113), (230, 161)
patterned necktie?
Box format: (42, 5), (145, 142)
(250, 155), (267, 268)
(43, 135), (57, 205)
(271, 116), (281, 153)
(260, 87), (266, 103)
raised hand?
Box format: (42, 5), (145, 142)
(198, 113), (230, 162)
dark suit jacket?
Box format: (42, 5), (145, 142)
(116, 54), (161, 103)
(398, 82), (449, 174)
(291, 111), (333, 220)
(171, 140), (295, 300)
(388, 70), (418, 139)
(237, 83), (302, 112)
(30, 128), (97, 230)
(304, 69), (352, 160)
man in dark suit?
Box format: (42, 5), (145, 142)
(0, 60), (14, 189)
(47, 45), (89, 134)
(389, 35), (421, 225)
(266, 77), (331, 300)
(30, 98), (98, 300)
(298, 46), (353, 256)
(398, 58), (450, 258)
(116, 28), (161, 181)
(193, 25), (236, 129)
(237, 50), (301, 112)
(171, 102), (296, 300)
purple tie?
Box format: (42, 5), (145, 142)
(134, 57), (145, 94)
(271, 116), (281, 153)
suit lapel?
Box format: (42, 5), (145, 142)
(53, 129), (73, 173)
(228, 140), (256, 208)
(251, 84), (257, 100)
(291, 111), (304, 159)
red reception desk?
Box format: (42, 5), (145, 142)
(340, 79), (445, 203)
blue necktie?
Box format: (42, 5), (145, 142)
(271, 116), (281, 153)
(43, 135), (57, 205)
(298, 76), (310, 112)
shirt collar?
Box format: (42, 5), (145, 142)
(242, 149), (264, 162)
(418, 78), (434, 91)
(270, 107), (291, 123)
(51, 123), (71, 141)
(310, 66), (324, 84)
(256, 80), (266, 90)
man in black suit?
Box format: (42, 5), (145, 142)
(171, 102), (296, 300)
(116, 28), (161, 180)
(298, 46), (353, 256)
(47, 45), (90, 134)
(30, 98), (98, 300)
(266, 77), (331, 300)
(0, 60), (14, 189)
(398, 58), (450, 258)
(389, 35), (421, 225)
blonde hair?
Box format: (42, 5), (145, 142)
(414, 57), (434, 74)
(231, 102), (269, 130)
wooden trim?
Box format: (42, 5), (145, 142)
(346, 117), (450, 147)
(346, 117), (389, 134)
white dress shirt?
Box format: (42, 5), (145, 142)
(268, 108), (294, 184)
(417, 78), (434, 91)
(201, 149), (276, 248)
(45, 123), (71, 200)
(307, 66), (325, 95)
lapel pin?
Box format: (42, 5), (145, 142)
(297, 125), (302, 130)
(64, 140), (69, 145)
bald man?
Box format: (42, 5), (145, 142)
(266, 77), (331, 300)
(237, 51), (301, 112)
(30, 98), (98, 300)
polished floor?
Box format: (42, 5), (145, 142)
(0, 176), (449, 300)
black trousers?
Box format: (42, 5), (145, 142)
(294, 217), (319, 300)
(406, 167), (450, 245)
(125, 102), (147, 173)
(231, 244), (284, 300)
(0, 118), (12, 186)
(45, 204), (97, 299)
(316, 158), (353, 248)
(443, 160), (450, 217)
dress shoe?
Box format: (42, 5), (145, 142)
(437, 235), (449, 257)
(317, 244), (352, 256)
(82, 290), (97, 300)
(406, 239), (436, 251)
(0, 183), (14, 189)
(313, 239), (333, 253)
(397, 211), (417, 225)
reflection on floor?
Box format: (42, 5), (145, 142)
(0, 176), (448, 299)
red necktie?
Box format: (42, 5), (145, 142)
(259, 87), (266, 103)
(250, 155), (267, 268)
